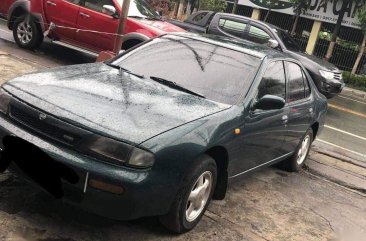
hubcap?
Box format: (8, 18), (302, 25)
(185, 171), (213, 222)
(297, 135), (311, 165)
(17, 21), (33, 44)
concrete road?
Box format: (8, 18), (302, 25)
(315, 93), (366, 163)
(0, 18), (95, 68)
(0, 166), (365, 241)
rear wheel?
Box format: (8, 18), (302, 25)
(279, 128), (313, 172)
(160, 155), (217, 233)
(13, 15), (43, 50)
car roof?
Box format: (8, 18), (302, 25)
(165, 32), (288, 60)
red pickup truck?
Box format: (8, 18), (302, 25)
(0, 0), (184, 54)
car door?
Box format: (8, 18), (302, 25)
(75, 0), (119, 51)
(44, 0), (81, 41)
(230, 61), (290, 176)
(208, 15), (249, 39)
(282, 61), (314, 153)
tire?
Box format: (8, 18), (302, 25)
(279, 128), (313, 172)
(159, 155), (217, 233)
(13, 15), (43, 50)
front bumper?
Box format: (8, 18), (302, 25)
(0, 115), (175, 220)
(319, 79), (345, 98)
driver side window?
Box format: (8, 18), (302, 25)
(83, 0), (114, 12)
(257, 61), (286, 100)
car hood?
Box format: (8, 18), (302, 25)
(286, 51), (340, 72)
(3, 63), (229, 145)
(134, 18), (185, 34)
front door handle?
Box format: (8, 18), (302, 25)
(46, 1), (56, 6)
(282, 115), (288, 124)
(80, 12), (90, 18)
(309, 107), (313, 114)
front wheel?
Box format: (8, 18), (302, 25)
(160, 155), (217, 233)
(279, 128), (313, 172)
(13, 15), (43, 50)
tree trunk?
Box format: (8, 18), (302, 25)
(186, 1), (191, 16)
(232, 0), (238, 14)
(177, 0), (185, 19)
(352, 33), (366, 75)
(325, 3), (347, 61)
(291, 14), (300, 36)
(264, 9), (271, 22)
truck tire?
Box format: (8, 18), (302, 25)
(13, 15), (43, 50)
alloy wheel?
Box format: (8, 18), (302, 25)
(185, 171), (213, 222)
(17, 21), (33, 45)
(297, 135), (311, 165)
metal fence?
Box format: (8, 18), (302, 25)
(225, 2), (253, 17)
(224, 3), (366, 73)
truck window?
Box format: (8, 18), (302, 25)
(84, 0), (114, 12)
(191, 12), (208, 23)
(248, 26), (271, 44)
(218, 19), (247, 38)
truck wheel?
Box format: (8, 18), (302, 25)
(159, 155), (217, 233)
(279, 128), (313, 172)
(13, 16), (43, 50)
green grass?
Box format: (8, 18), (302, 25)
(342, 71), (366, 92)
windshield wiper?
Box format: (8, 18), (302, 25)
(150, 76), (205, 99)
(106, 63), (145, 78)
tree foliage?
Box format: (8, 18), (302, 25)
(146, 0), (172, 15)
(199, 0), (227, 12)
(288, 0), (309, 15)
(356, 3), (366, 32)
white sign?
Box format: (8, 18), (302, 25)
(238, 0), (365, 29)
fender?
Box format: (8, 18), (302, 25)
(122, 32), (150, 42)
(7, 0), (45, 32)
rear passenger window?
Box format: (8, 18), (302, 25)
(257, 61), (286, 100)
(248, 26), (271, 44)
(219, 19), (247, 37)
(287, 62), (307, 102)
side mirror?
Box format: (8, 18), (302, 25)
(103, 5), (118, 18)
(253, 95), (285, 111)
(267, 39), (279, 49)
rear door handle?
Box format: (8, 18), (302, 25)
(282, 115), (288, 124)
(46, 1), (56, 6)
(309, 107), (313, 114)
(80, 12), (90, 18)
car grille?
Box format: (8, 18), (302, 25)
(333, 72), (342, 80)
(9, 103), (85, 146)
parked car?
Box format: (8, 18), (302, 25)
(168, 11), (345, 98)
(0, 33), (327, 233)
(0, 0), (184, 54)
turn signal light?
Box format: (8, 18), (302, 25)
(88, 179), (124, 195)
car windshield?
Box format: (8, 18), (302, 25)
(275, 29), (302, 52)
(117, 0), (160, 19)
(112, 35), (261, 105)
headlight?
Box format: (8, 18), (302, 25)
(88, 136), (155, 168)
(0, 88), (11, 114)
(319, 70), (334, 80)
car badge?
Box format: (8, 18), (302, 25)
(39, 113), (47, 120)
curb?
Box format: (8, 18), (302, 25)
(342, 87), (366, 100)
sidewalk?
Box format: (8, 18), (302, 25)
(0, 51), (40, 85)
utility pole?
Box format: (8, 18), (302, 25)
(113, 0), (131, 54)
